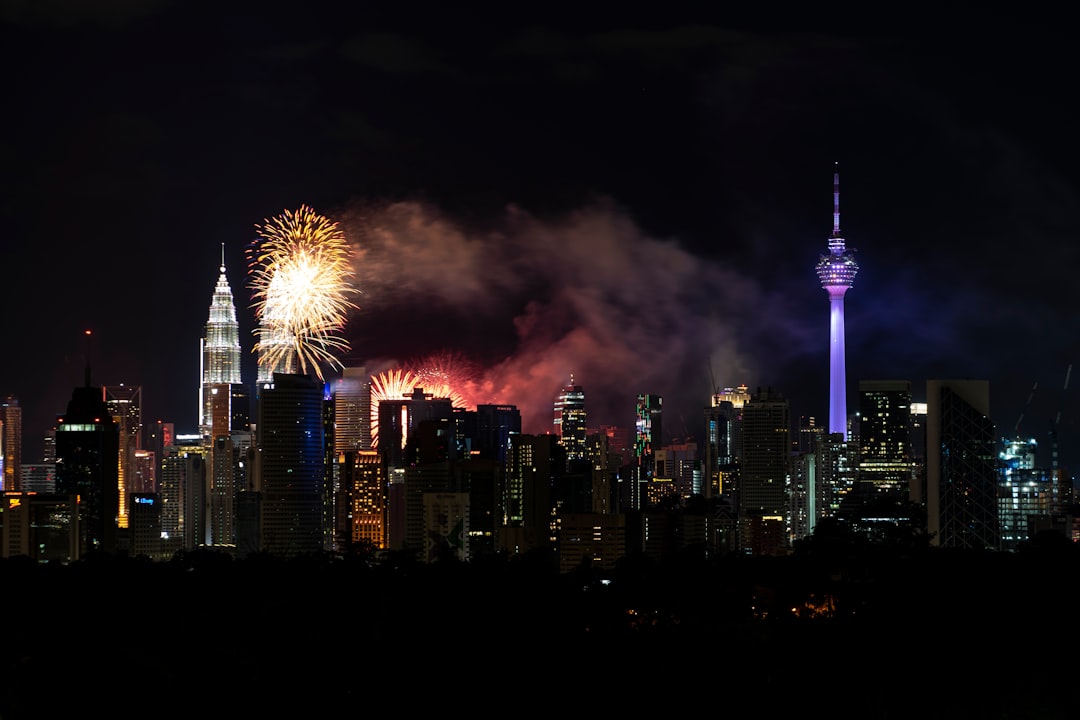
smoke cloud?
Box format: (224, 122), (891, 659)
(338, 198), (812, 438)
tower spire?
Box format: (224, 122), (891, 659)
(220, 242), (226, 272)
(832, 161), (841, 238)
(83, 329), (93, 387)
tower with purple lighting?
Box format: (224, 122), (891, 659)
(815, 164), (858, 436)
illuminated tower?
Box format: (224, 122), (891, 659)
(104, 384), (142, 531)
(200, 244), (243, 439)
(1, 396), (22, 492)
(553, 375), (587, 466)
(815, 164), (859, 437)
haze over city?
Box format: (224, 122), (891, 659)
(3, 5), (1077, 472)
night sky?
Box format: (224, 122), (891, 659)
(3, 4), (1078, 470)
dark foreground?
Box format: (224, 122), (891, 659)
(1, 541), (1076, 719)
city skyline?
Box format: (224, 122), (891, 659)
(3, 7), (1078, 471)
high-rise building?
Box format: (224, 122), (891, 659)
(553, 376), (587, 466)
(1, 396), (22, 493)
(857, 380), (913, 498)
(500, 432), (560, 560)
(159, 435), (206, 556)
(55, 379), (119, 557)
(200, 246), (243, 440)
(816, 432), (859, 521)
(104, 384), (142, 532)
(997, 438), (1060, 551)
(460, 404), (521, 463)
(704, 386), (747, 500)
(926, 379), (998, 550)
(631, 394), (662, 511)
(337, 449), (386, 552)
(198, 251), (249, 548)
(377, 387), (454, 470)
(333, 366), (372, 453)
(815, 165), (859, 437)
(738, 387), (790, 555)
(254, 373), (327, 557)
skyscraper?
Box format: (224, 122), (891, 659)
(55, 378), (119, 557)
(739, 387), (790, 555)
(926, 379), (998, 550)
(553, 376), (586, 466)
(631, 393), (662, 511)
(1, 396), (22, 493)
(816, 165), (859, 437)
(856, 380), (913, 497)
(333, 366), (371, 453)
(255, 373), (327, 557)
(200, 245), (243, 439)
(104, 384), (142, 532)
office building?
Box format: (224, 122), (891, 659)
(738, 387), (789, 555)
(857, 380), (913, 497)
(254, 373), (327, 557)
(333, 366), (372, 453)
(55, 378), (119, 556)
(926, 379), (998, 550)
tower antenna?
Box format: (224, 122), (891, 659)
(832, 161), (841, 238)
(83, 329), (93, 387)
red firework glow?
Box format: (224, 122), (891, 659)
(368, 354), (480, 449)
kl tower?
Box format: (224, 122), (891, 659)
(815, 163), (859, 437)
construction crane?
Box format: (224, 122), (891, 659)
(1050, 364), (1072, 473)
(1014, 380), (1038, 439)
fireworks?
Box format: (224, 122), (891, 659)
(368, 357), (476, 449)
(247, 205), (359, 382)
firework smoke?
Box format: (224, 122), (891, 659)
(338, 198), (811, 439)
(248, 205), (360, 382)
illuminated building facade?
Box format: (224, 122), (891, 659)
(334, 366), (372, 453)
(104, 384), (142, 532)
(816, 432), (859, 521)
(997, 438), (1062, 551)
(631, 394), (662, 511)
(553, 376), (587, 466)
(198, 251), (250, 548)
(704, 386), (747, 500)
(337, 449), (386, 551)
(815, 165), (858, 437)
(1, 396), (22, 492)
(500, 433), (559, 557)
(926, 379), (998, 550)
(200, 246), (243, 439)
(160, 434), (205, 555)
(856, 380), (913, 497)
